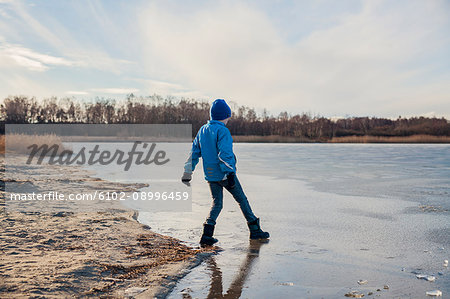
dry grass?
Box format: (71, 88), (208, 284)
(4, 133), (67, 154)
(0, 134), (4, 155)
(233, 134), (450, 143)
(329, 134), (450, 143)
(234, 134), (450, 143)
(2, 133), (449, 150)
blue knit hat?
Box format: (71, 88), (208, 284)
(210, 99), (231, 120)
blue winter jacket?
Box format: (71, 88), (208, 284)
(184, 120), (236, 181)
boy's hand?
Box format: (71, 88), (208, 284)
(227, 172), (236, 188)
(181, 172), (192, 186)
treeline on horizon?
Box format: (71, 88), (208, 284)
(1, 95), (449, 141)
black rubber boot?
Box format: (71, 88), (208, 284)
(247, 218), (270, 240)
(200, 223), (218, 246)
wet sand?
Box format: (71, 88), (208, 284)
(0, 157), (210, 298)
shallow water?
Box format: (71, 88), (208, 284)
(97, 144), (450, 298)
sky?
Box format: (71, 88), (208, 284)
(0, 0), (449, 118)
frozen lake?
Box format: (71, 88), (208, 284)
(97, 143), (450, 298)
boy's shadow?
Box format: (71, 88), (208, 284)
(206, 240), (268, 299)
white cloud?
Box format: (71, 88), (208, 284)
(133, 78), (184, 94)
(67, 51), (133, 75)
(138, 2), (283, 103)
(129, 78), (208, 99)
(138, 0), (450, 117)
(1, 1), (133, 75)
(171, 90), (210, 99)
(0, 72), (53, 98)
(66, 91), (89, 95)
(0, 38), (131, 75)
(0, 7), (11, 19)
(89, 88), (139, 95)
(146, 79), (184, 91)
(0, 0), (449, 118)
(0, 43), (74, 71)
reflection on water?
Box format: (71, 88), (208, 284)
(197, 240), (268, 299)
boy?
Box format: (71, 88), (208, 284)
(182, 99), (270, 246)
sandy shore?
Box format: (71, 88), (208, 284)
(0, 157), (210, 298)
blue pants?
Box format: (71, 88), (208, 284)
(205, 175), (257, 226)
